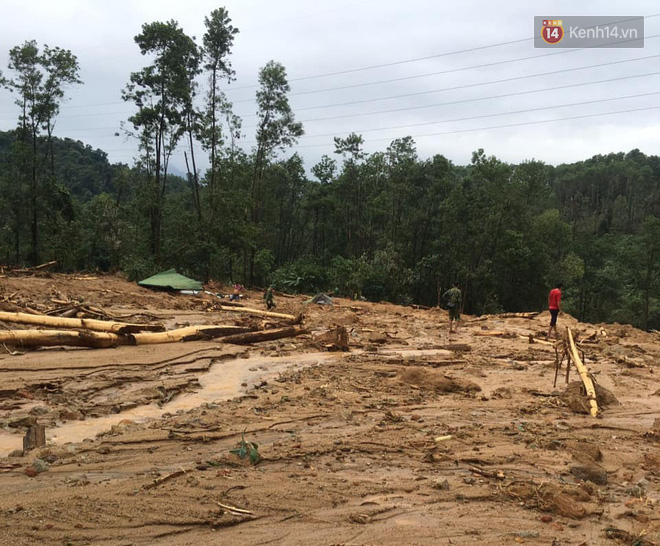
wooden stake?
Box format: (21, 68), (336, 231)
(566, 328), (599, 417)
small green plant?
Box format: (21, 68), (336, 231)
(230, 430), (261, 465)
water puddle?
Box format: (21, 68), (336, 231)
(1, 352), (336, 457)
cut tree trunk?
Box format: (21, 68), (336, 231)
(218, 326), (307, 345)
(567, 328), (599, 417)
(0, 311), (164, 334)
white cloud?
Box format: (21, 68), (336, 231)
(0, 0), (658, 172)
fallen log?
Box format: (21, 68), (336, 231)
(216, 305), (298, 322)
(218, 326), (308, 345)
(7, 260), (58, 275)
(521, 334), (556, 346)
(469, 312), (540, 323)
(0, 311), (164, 334)
(0, 325), (255, 348)
(0, 329), (121, 348)
(133, 325), (253, 345)
(567, 328), (599, 418)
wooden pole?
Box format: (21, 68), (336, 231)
(0, 311), (164, 334)
(566, 328), (599, 417)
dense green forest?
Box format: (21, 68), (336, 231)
(0, 9), (659, 330)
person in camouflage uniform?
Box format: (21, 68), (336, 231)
(264, 285), (276, 310)
(442, 282), (462, 334)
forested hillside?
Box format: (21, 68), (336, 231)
(1, 130), (658, 329)
(0, 9), (658, 330)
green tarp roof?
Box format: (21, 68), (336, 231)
(138, 269), (203, 291)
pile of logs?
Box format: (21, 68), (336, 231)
(0, 308), (306, 350)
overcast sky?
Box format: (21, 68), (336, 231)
(1, 0), (659, 175)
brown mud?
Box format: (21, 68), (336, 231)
(0, 274), (658, 545)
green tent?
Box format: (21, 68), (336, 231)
(138, 269), (203, 291)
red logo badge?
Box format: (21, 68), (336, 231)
(542, 19), (564, 44)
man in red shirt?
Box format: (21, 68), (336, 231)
(547, 283), (563, 338)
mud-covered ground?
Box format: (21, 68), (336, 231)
(0, 274), (658, 545)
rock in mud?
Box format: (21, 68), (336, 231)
(565, 440), (602, 463)
(560, 381), (619, 414)
(8, 416), (36, 429)
(570, 463), (608, 485)
(643, 452), (660, 471)
(491, 387), (513, 399)
(8, 450), (24, 458)
(32, 459), (49, 474)
(537, 484), (587, 519)
(432, 478), (450, 490)
(59, 408), (84, 421)
(399, 367), (481, 394)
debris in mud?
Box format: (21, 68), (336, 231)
(313, 326), (349, 351)
(507, 482), (589, 519)
(565, 440), (602, 463)
(643, 452), (660, 471)
(560, 381), (619, 415)
(398, 367), (481, 394)
(570, 463), (608, 485)
(604, 527), (654, 545)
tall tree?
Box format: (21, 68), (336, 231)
(253, 61), (303, 225)
(122, 20), (199, 258)
(1, 40), (81, 264)
(249, 60), (303, 282)
(199, 8), (239, 209)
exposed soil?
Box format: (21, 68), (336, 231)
(0, 274), (658, 545)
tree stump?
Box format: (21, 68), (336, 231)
(23, 425), (46, 452)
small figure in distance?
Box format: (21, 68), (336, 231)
(229, 282), (244, 302)
(264, 285), (276, 310)
(547, 282), (563, 338)
(442, 282), (462, 334)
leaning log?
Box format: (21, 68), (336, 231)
(567, 328), (599, 417)
(218, 326), (307, 345)
(0, 311), (164, 334)
(216, 305), (298, 322)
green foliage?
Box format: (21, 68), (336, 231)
(271, 257), (328, 293)
(1, 25), (659, 332)
(230, 431), (261, 465)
